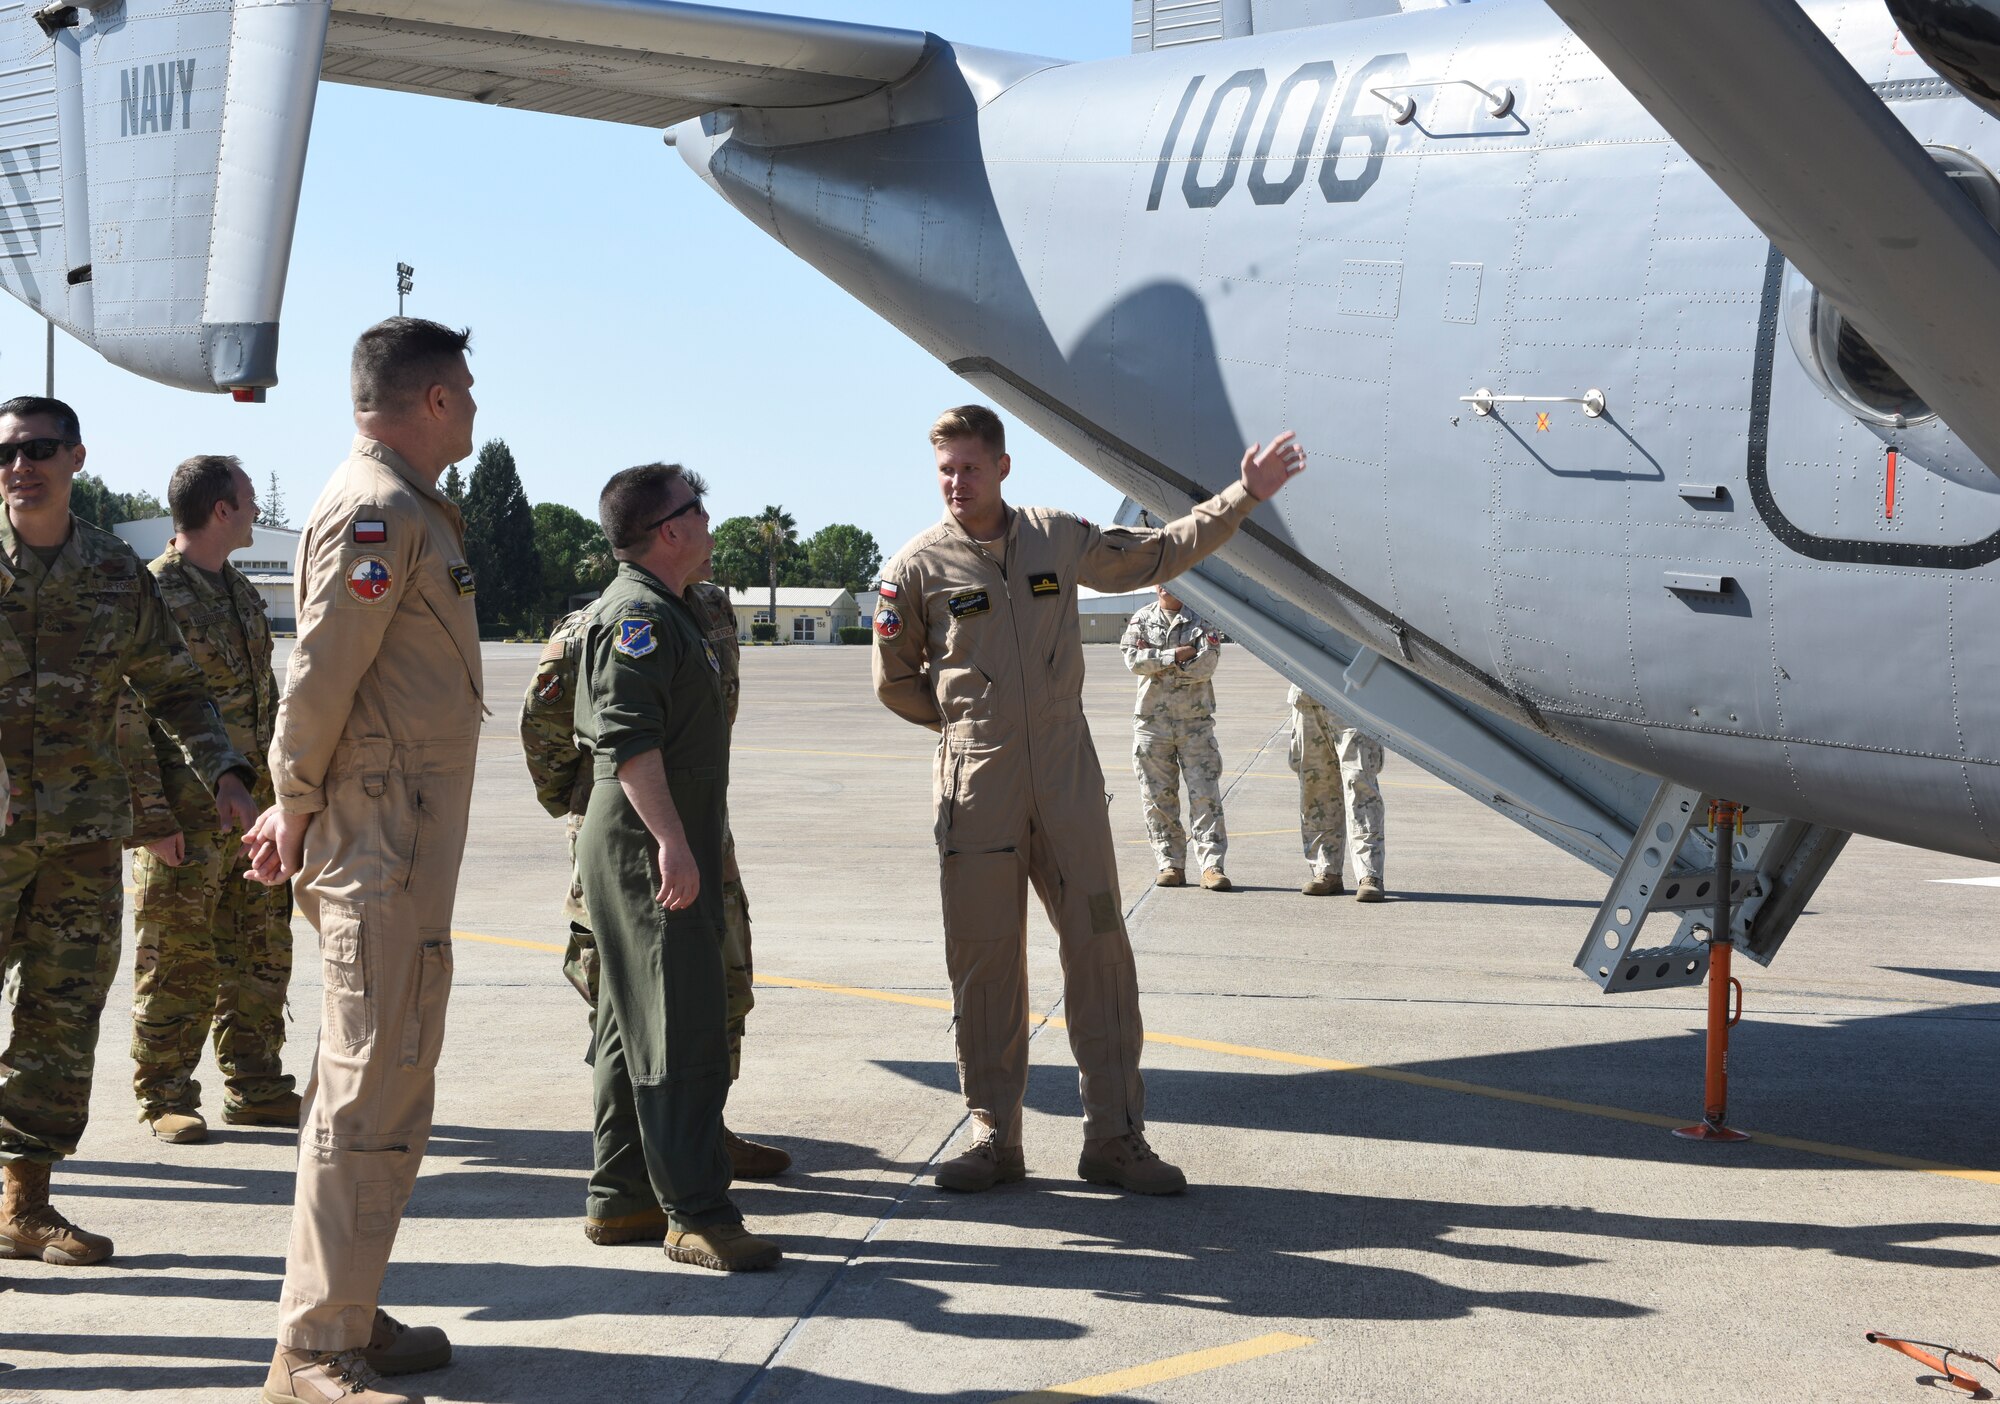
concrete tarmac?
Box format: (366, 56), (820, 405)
(6, 642), (1999, 1402)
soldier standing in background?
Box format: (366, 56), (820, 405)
(0, 396), (257, 1268)
(1288, 684), (1387, 902)
(124, 455), (297, 1145)
(1120, 581), (1230, 891)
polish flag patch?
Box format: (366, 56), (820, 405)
(351, 520), (387, 544)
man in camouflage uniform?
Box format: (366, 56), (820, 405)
(521, 574), (788, 1232)
(1287, 684), (1386, 901)
(0, 397), (256, 1267)
(121, 456), (296, 1145)
(1120, 581), (1230, 891)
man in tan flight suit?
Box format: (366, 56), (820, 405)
(874, 405), (1305, 1196)
(244, 320), (483, 1404)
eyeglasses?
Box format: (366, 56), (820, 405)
(646, 496), (708, 532)
(0, 437), (75, 467)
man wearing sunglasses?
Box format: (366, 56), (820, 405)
(0, 395), (257, 1269)
(572, 463), (784, 1273)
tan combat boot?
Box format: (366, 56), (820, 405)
(725, 1125), (792, 1179)
(934, 1136), (1026, 1193)
(364, 1309), (451, 1376)
(1200, 868), (1231, 891)
(1355, 877), (1386, 903)
(144, 1109), (208, 1144)
(0, 1160), (114, 1265)
(1155, 867), (1185, 888)
(1301, 873), (1344, 896)
(584, 1205), (670, 1246)
(225, 1091), (303, 1128)
(264, 1347), (424, 1404)
(665, 1221), (782, 1272)
(1079, 1131), (1188, 1196)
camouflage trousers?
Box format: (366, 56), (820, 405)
(1132, 719), (1228, 873)
(131, 831), (296, 1116)
(1289, 695), (1385, 882)
(0, 840), (122, 1164)
(563, 815), (755, 1080)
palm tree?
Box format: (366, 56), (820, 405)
(753, 504), (797, 634)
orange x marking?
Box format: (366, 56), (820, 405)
(1535, 411), (1551, 432)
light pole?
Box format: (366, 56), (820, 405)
(396, 262), (414, 315)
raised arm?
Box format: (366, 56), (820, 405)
(1078, 433), (1306, 594)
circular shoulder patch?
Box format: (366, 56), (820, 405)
(346, 555), (393, 603)
(874, 607), (903, 641)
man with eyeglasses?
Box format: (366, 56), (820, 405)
(243, 320), (482, 1404)
(0, 395), (256, 1268)
(572, 463), (783, 1273)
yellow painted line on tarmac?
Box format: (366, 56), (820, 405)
(448, 931), (2000, 1185)
(998, 1332), (1314, 1403)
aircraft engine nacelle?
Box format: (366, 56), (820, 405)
(1889, 0), (2000, 123)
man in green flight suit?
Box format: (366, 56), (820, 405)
(574, 462), (781, 1273)
(0, 397), (257, 1266)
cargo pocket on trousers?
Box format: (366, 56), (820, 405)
(319, 901), (373, 1056)
(399, 930), (454, 1071)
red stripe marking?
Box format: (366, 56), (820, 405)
(1886, 449), (1898, 519)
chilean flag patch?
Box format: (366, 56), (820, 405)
(352, 520), (387, 544)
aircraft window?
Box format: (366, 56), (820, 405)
(1781, 146), (2000, 428)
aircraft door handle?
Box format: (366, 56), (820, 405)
(1462, 388), (1607, 419)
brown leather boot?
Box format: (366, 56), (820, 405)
(1301, 873), (1344, 896)
(664, 1221), (782, 1272)
(1079, 1131), (1187, 1196)
(364, 1309), (451, 1376)
(263, 1347), (424, 1404)
(225, 1091), (302, 1127)
(725, 1125), (792, 1180)
(1355, 876), (1386, 903)
(584, 1206), (670, 1246)
(1154, 867), (1186, 888)
(0, 1160), (114, 1265)
(143, 1109), (208, 1144)
(934, 1137), (1026, 1192)
(1200, 868), (1232, 891)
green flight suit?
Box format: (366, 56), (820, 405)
(575, 563), (736, 1230)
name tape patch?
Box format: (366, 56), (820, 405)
(947, 589), (991, 619)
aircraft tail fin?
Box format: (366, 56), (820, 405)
(0, 0), (328, 393)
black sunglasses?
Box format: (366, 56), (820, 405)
(646, 496), (707, 532)
(0, 437), (75, 467)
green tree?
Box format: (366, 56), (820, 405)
(70, 472), (164, 529)
(709, 515), (762, 592)
(442, 462), (466, 506)
(803, 523), (881, 594)
(257, 470), (289, 528)
(463, 438), (541, 635)
(753, 504), (798, 629)
(532, 501), (614, 624)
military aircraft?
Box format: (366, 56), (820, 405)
(1, 0), (1995, 1012)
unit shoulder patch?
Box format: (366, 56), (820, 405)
(613, 618), (657, 658)
(534, 671), (563, 704)
(345, 555), (393, 603)
(449, 561), (476, 596)
(874, 607), (903, 641)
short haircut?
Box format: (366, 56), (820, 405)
(0, 395), (81, 441)
(350, 318), (473, 414)
(169, 455), (246, 532)
(599, 462), (706, 555)
(929, 404), (1005, 455)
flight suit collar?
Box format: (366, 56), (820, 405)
(614, 560), (679, 605)
(0, 509), (80, 579)
(351, 435), (464, 533)
(939, 502), (1017, 572)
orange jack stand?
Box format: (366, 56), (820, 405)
(1675, 800), (1749, 1143)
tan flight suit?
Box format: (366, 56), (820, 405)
(873, 483), (1257, 1146)
(268, 436), (483, 1353)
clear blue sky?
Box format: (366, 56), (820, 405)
(0, 2), (1130, 555)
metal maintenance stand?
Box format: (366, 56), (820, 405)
(1673, 800), (1750, 1143)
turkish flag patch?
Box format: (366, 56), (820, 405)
(351, 520), (387, 544)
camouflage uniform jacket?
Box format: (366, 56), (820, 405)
(123, 543), (279, 836)
(0, 512), (248, 845)
(1120, 600), (1221, 727)
(520, 581), (741, 820)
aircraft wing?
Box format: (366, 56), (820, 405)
(0, 0), (926, 393)
(321, 0), (928, 127)
(1542, 0), (2000, 478)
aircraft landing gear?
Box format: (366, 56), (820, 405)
(1675, 799), (1750, 1143)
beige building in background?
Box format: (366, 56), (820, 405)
(727, 587), (860, 644)
(114, 517), (303, 631)
(1078, 589), (1153, 644)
